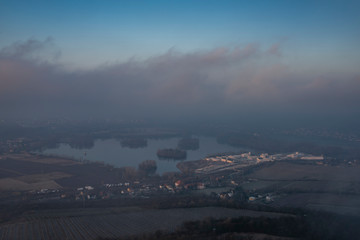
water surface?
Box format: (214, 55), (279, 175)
(42, 136), (244, 174)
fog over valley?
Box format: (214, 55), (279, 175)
(1, 38), (359, 129)
(1, 1), (360, 239)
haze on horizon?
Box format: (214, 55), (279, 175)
(0, 0), (359, 129)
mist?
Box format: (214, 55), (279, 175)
(1, 38), (359, 128)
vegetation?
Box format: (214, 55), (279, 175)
(1, 123), (359, 239)
(138, 160), (157, 176)
(112, 211), (360, 240)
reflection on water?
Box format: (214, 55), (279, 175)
(42, 137), (244, 174)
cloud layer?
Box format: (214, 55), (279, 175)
(0, 38), (359, 124)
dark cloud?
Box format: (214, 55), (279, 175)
(0, 38), (359, 125)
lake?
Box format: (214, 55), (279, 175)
(41, 136), (245, 174)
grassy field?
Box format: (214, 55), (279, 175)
(0, 163), (70, 190)
(0, 207), (292, 240)
(0, 154), (74, 191)
(0, 172), (68, 191)
(270, 193), (360, 216)
(0, 153), (124, 190)
(16, 172), (72, 184)
(242, 162), (360, 193)
(2, 153), (79, 166)
(242, 162), (360, 215)
(246, 162), (360, 182)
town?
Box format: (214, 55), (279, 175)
(1, 131), (360, 240)
(0, 150), (334, 207)
(194, 151), (324, 174)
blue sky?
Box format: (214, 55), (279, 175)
(1, 0), (359, 69)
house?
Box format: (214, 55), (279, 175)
(197, 183), (205, 190)
(174, 180), (182, 188)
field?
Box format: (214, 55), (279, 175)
(270, 193), (360, 216)
(0, 154), (77, 191)
(1, 153), (79, 166)
(0, 153), (126, 190)
(242, 162), (360, 193)
(0, 172), (71, 191)
(242, 162), (360, 215)
(0, 207), (291, 240)
(246, 162), (360, 182)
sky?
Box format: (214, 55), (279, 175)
(0, 0), (359, 127)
